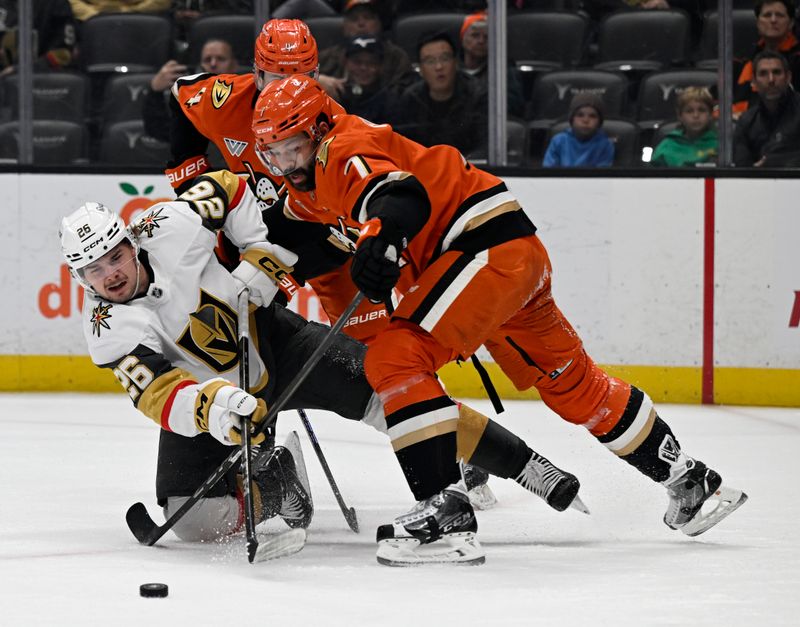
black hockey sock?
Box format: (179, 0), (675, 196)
(593, 386), (682, 483)
(465, 418), (532, 480)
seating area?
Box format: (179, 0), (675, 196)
(0, 7), (768, 167)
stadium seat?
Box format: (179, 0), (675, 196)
(0, 120), (88, 164)
(466, 120), (529, 167)
(305, 16), (345, 51)
(187, 15), (256, 70)
(650, 120), (681, 148)
(391, 13), (467, 61)
(100, 120), (170, 166)
(100, 74), (154, 126)
(80, 13), (173, 73)
(1, 72), (88, 123)
(694, 10), (760, 69)
(594, 9), (691, 72)
(546, 118), (640, 166)
(507, 12), (589, 72)
(528, 70), (629, 126)
(636, 70), (717, 130)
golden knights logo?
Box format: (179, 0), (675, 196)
(90, 303), (113, 337)
(176, 291), (238, 372)
(135, 207), (168, 238)
(211, 79), (233, 109)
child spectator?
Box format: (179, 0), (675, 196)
(651, 87), (718, 167)
(543, 92), (614, 167)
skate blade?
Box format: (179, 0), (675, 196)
(376, 532), (486, 567)
(570, 494), (591, 515)
(468, 483), (498, 511)
(680, 486), (748, 537)
(252, 528), (307, 563)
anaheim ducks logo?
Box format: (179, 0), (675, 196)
(90, 303), (113, 337)
(315, 137), (334, 170)
(176, 291), (238, 372)
(211, 79), (233, 109)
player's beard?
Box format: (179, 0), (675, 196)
(285, 162), (317, 192)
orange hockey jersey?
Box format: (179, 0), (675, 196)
(169, 74), (388, 341)
(283, 114), (533, 290)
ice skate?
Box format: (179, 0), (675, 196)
(462, 463), (498, 510)
(254, 437), (313, 529)
(663, 459), (747, 537)
(515, 451), (589, 514)
(376, 482), (485, 566)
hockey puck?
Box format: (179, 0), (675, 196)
(139, 583), (168, 598)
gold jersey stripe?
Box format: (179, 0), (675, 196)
(138, 367), (197, 426)
(614, 408), (657, 457)
(391, 418), (459, 452)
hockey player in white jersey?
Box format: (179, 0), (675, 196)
(58, 170), (377, 540)
(59, 170), (596, 563)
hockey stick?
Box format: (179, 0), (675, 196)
(237, 289), (259, 562)
(125, 291), (366, 547)
(296, 409), (359, 533)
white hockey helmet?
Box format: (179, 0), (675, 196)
(59, 202), (137, 284)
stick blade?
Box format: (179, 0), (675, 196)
(345, 507), (359, 533)
(125, 502), (160, 545)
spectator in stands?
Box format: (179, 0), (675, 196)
(458, 11), (524, 118)
(733, 0), (800, 117)
(543, 92), (614, 167)
(337, 35), (396, 124)
(392, 31), (488, 156)
(317, 0), (415, 99)
(651, 86), (717, 167)
(68, 0), (171, 21)
(143, 38), (237, 141)
(734, 50), (800, 167)
(0, 0), (76, 76)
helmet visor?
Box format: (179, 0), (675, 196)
(254, 133), (317, 177)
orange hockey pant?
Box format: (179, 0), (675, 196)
(364, 234), (633, 443)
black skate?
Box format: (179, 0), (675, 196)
(462, 463), (498, 510)
(515, 451), (589, 514)
(664, 459), (747, 537)
(376, 483), (485, 566)
(254, 439), (313, 529)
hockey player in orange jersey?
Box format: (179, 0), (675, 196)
(251, 75), (748, 565)
(163, 18), (601, 530)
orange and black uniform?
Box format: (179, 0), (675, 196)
(284, 113), (683, 499)
(733, 34), (800, 116)
(167, 71), (389, 341)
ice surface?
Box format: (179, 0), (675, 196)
(1, 394), (797, 626)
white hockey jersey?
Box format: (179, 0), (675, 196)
(83, 172), (273, 437)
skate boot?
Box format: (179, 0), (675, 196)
(663, 458), (747, 537)
(254, 443), (313, 529)
(376, 482), (485, 566)
(515, 451), (589, 514)
(462, 463), (498, 511)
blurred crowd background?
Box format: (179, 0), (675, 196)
(1, 0), (799, 169)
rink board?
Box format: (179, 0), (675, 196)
(0, 173), (798, 406)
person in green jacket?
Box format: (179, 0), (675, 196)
(651, 87), (718, 167)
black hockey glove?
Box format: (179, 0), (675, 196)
(351, 219), (405, 304)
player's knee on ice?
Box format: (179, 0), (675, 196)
(164, 495), (240, 542)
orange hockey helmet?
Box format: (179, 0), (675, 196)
(252, 75), (333, 175)
(254, 19), (319, 90)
